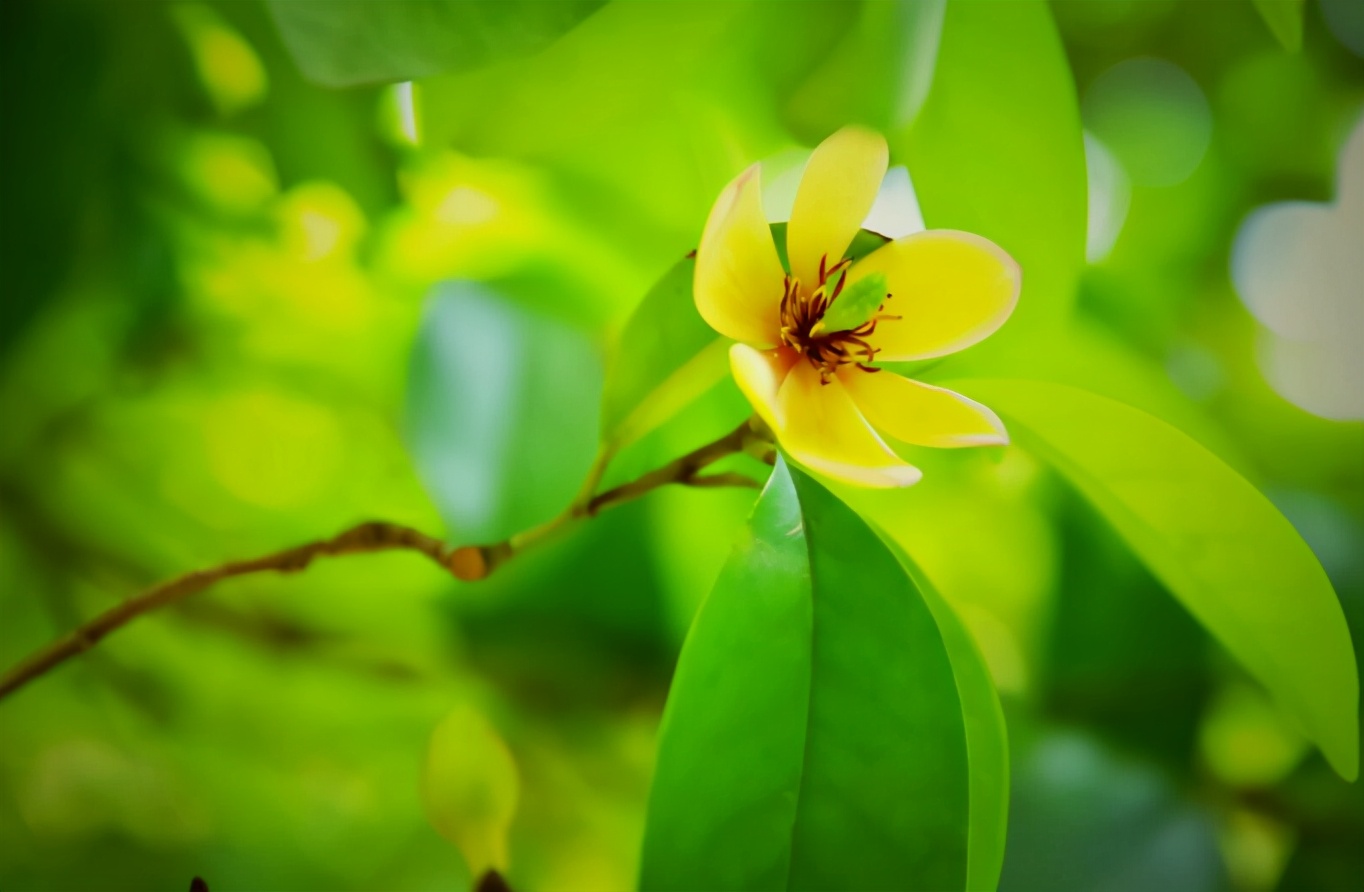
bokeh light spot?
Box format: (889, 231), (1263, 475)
(1199, 683), (1308, 787)
(204, 391), (342, 509)
(277, 181), (367, 262)
(180, 132), (278, 214)
(171, 4), (268, 116)
(1084, 131), (1131, 263)
(1083, 57), (1212, 187)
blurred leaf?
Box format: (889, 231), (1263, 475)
(422, 705), (520, 875)
(265, 0), (604, 87)
(880, 538), (1010, 892)
(918, 320), (1242, 470)
(1044, 489), (1213, 768)
(900, 0), (1085, 343)
(785, 0), (946, 138)
(599, 255), (727, 453)
(405, 282), (602, 543)
(1252, 0), (1305, 52)
(640, 459), (969, 891)
(417, 1), (860, 282)
(1001, 731), (1227, 892)
(961, 379), (1360, 781)
(418, 2), (786, 239)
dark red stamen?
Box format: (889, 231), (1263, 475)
(778, 254), (894, 384)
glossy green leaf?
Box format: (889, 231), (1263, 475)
(877, 536), (1011, 892)
(960, 378), (1360, 780)
(1252, 0), (1306, 52)
(640, 459), (970, 891)
(915, 320), (1241, 469)
(405, 281), (601, 542)
(599, 255), (727, 452)
(266, 0), (604, 87)
(900, 0), (1086, 342)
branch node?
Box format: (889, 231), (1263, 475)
(448, 546), (489, 582)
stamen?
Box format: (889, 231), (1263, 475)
(776, 252), (893, 382)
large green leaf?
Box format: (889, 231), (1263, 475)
(266, 0), (604, 87)
(879, 537), (1010, 892)
(640, 459), (970, 891)
(405, 281), (601, 542)
(900, 0), (1086, 344)
(960, 379), (1360, 780)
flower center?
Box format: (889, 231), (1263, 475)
(778, 254), (899, 384)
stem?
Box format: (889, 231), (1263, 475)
(0, 419), (769, 702)
(585, 421), (756, 515)
(0, 522), (453, 700)
(459, 417), (766, 578)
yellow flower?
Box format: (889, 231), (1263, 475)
(694, 126), (1021, 488)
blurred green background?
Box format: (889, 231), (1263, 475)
(1, 1), (1361, 890)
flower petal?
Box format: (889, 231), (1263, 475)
(841, 371), (1008, 448)
(773, 361), (922, 488)
(786, 126), (889, 289)
(694, 164), (786, 347)
(848, 230), (1021, 361)
(729, 342), (796, 433)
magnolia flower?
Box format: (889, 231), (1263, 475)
(694, 126), (1021, 487)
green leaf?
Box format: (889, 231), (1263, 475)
(959, 378), (1360, 780)
(599, 255), (728, 453)
(422, 704), (520, 875)
(405, 282), (602, 542)
(820, 271), (888, 334)
(640, 459), (970, 891)
(772, 222), (891, 274)
(784, 0), (946, 138)
(417, 2), (805, 237)
(900, 0), (1086, 344)
(266, 0), (604, 87)
(879, 538), (1010, 892)
(1252, 0), (1306, 52)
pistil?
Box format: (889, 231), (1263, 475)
(778, 254), (899, 383)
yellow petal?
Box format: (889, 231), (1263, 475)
(787, 126), (889, 290)
(774, 361), (922, 488)
(729, 342), (796, 433)
(848, 230), (1021, 361)
(695, 164), (785, 347)
(841, 371), (1008, 448)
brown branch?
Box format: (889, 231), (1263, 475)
(0, 418), (772, 703)
(0, 522), (456, 701)
(453, 418), (767, 579)
(585, 420), (757, 515)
